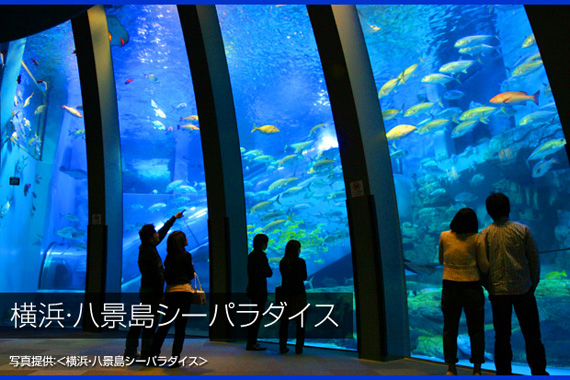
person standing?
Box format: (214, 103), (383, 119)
(124, 211), (184, 361)
(278, 239), (307, 355)
(149, 231), (195, 368)
(439, 208), (489, 375)
(481, 193), (548, 375)
(245, 234), (272, 351)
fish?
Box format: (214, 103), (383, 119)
(278, 154), (300, 167)
(545, 270), (567, 280)
(397, 58), (423, 85)
(34, 105), (47, 115)
(145, 74), (159, 83)
(125, 78), (134, 84)
(404, 102), (435, 117)
(64, 214), (80, 222)
(68, 129), (86, 139)
(176, 185), (198, 195)
(522, 33), (536, 48)
(382, 108), (402, 120)
(180, 115), (199, 121)
(31, 58), (39, 66)
(250, 201), (274, 214)
(458, 44), (497, 56)
(261, 211), (286, 222)
(24, 184), (31, 196)
(511, 60), (543, 78)
(154, 108), (166, 119)
(378, 78), (399, 98)
(308, 159), (336, 174)
(251, 124), (280, 134)
(23, 92), (34, 107)
(470, 174), (485, 186)
(518, 111), (556, 126)
(59, 166), (87, 180)
(263, 219), (286, 232)
(178, 124), (200, 131)
(532, 158), (557, 178)
(417, 119), (451, 135)
(429, 188), (446, 197)
(459, 106), (497, 124)
(490, 90), (539, 106)
(527, 138), (566, 161)
(17, 74), (21, 84)
(390, 149), (408, 159)
(148, 203), (167, 212)
(451, 120), (478, 138)
(268, 177), (298, 191)
(56, 226), (85, 241)
(308, 123), (325, 136)
(0, 51), (4, 67)
(165, 179), (185, 192)
(454, 34), (496, 49)
(151, 121), (165, 131)
(62, 105), (83, 118)
(386, 124), (417, 141)
(439, 60), (476, 75)
(454, 192), (478, 203)
(443, 90), (465, 100)
(524, 52), (542, 63)
(287, 140), (314, 153)
(151, 99), (159, 109)
(421, 73), (459, 86)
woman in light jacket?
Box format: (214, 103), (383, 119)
(439, 208), (489, 375)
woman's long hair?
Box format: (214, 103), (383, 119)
(165, 231), (187, 267)
(283, 240), (301, 264)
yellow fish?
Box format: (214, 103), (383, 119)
(180, 115), (199, 121)
(512, 60), (543, 78)
(34, 105), (47, 115)
(178, 124), (200, 131)
(23, 92), (34, 108)
(252, 124), (280, 134)
(545, 270), (567, 280)
(378, 78), (399, 98)
(522, 33), (536, 48)
(62, 105), (83, 118)
(308, 123), (325, 136)
(386, 125), (417, 141)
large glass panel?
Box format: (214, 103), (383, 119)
(0, 21), (87, 293)
(105, 5), (209, 336)
(217, 5), (356, 350)
(358, 4), (569, 374)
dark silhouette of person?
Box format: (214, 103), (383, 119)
(439, 208), (489, 375)
(124, 211), (184, 360)
(481, 193), (548, 375)
(149, 231), (195, 368)
(245, 233), (272, 351)
(278, 239), (307, 354)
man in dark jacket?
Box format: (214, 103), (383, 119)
(245, 234), (272, 351)
(124, 211), (184, 360)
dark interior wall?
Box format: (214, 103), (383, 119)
(0, 6), (91, 43)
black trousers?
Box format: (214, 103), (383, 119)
(150, 292), (192, 358)
(124, 290), (162, 358)
(489, 290), (548, 375)
(247, 295), (267, 347)
(441, 280), (485, 365)
(279, 293), (307, 351)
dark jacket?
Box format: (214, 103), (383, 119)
(165, 252), (195, 286)
(280, 257), (307, 296)
(247, 248), (273, 298)
(138, 216), (176, 293)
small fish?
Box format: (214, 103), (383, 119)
(35, 175), (42, 184)
(386, 124), (417, 141)
(511, 60), (543, 78)
(522, 33), (536, 48)
(34, 105), (47, 115)
(397, 58), (423, 85)
(404, 102), (435, 117)
(180, 115), (199, 121)
(154, 108), (166, 119)
(518, 111), (556, 127)
(151, 99), (159, 109)
(62, 105), (83, 118)
(24, 184), (31, 196)
(439, 60), (476, 75)
(545, 270), (567, 280)
(382, 108), (402, 121)
(527, 138), (566, 161)
(470, 174), (485, 186)
(152, 120), (166, 130)
(421, 73), (459, 86)
(451, 120), (478, 138)
(172, 103), (187, 111)
(125, 78), (134, 84)
(378, 78), (399, 98)
(416, 119), (451, 134)
(251, 124), (280, 134)
(148, 203), (167, 212)
(178, 124), (199, 131)
(454, 34), (496, 49)
(443, 90), (465, 100)
(490, 90), (539, 106)
(23, 92), (34, 107)
(0, 51), (4, 67)
(31, 58), (39, 66)
(17, 74), (21, 84)
(458, 44), (497, 56)
(532, 158), (557, 178)
(459, 106), (497, 124)
(308, 123), (325, 136)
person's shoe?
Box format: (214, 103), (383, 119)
(473, 363), (482, 375)
(246, 344), (267, 351)
(446, 364), (457, 376)
(280, 347), (290, 354)
(295, 348), (303, 354)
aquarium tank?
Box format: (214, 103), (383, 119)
(104, 5), (210, 336)
(357, 4), (570, 373)
(0, 20), (87, 293)
(217, 4), (356, 350)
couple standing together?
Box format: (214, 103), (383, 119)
(439, 192), (548, 375)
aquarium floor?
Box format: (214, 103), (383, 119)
(0, 332), (495, 376)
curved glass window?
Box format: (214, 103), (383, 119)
(0, 21), (87, 292)
(105, 5), (209, 333)
(217, 4), (356, 350)
(358, 4), (569, 374)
